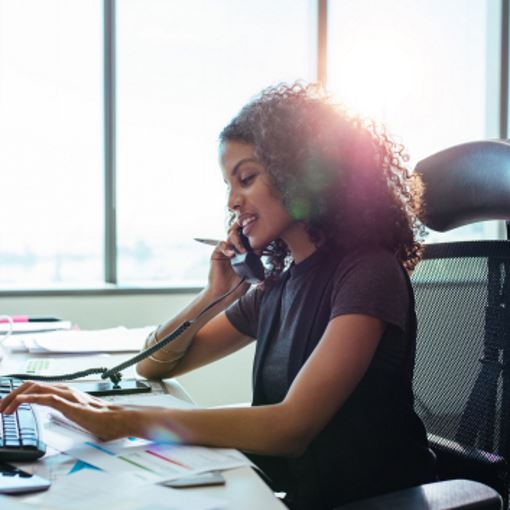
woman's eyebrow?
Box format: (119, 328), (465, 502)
(230, 157), (259, 177)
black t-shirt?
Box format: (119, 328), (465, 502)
(226, 244), (436, 509)
(228, 246), (411, 404)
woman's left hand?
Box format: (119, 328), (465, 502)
(0, 381), (138, 441)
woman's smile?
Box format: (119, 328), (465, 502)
(237, 213), (258, 236)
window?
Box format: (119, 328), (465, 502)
(0, 0), (506, 289)
(116, 0), (314, 285)
(327, 0), (503, 242)
(0, 0), (103, 286)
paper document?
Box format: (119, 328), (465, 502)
(3, 326), (154, 353)
(49, 393), (195, 435)
(0, 353), (141, 386)
(14, 451), (77, 484)
(0, 320), (72, 335)
(109, 392), (197, 408)
(44, 394), (195, 451)
(67, 440), (252, 482)
(53, 392), (251, 480)
(0, 496), (37, 509)
(23, 470), (224, 510)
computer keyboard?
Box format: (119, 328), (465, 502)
(0, 377), (46, 461)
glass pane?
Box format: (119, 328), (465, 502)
(117, 0), (315, 285)
(327, 0), (501, 242)
(0, 0), (103, 286)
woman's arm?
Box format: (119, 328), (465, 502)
(136, 286), (251, 380)
(136, 313), (384, 456)
(1, 314), (383, 457)
(137, 228), (253, 380)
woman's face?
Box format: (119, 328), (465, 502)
(220, 141), (295, 250)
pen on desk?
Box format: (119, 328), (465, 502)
(193, 238), (222, 246)
(194, 238), (271, 256)
(0, 315), (62, 323)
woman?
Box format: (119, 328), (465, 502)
(0, 83), (436, 509)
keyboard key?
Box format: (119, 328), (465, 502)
(17, 409), (35, 430)
(21, 438), (39, 448)
(0, 377), (46, 461)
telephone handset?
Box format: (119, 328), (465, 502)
(230, 231), (265, 284)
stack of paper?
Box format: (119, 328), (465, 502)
(48, 394), (196, 439)
(66, 441), (252, 482)
(45, 393), (253, 481)
(0, 320), (72, 335)
(14, 394), (250, 510)
(3, 326), (154, 354)
(24, 470), (225, 510)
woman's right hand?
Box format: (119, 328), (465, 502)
(0, 381), (135, 441)
(207, 224), (250, 298)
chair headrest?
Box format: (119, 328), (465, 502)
(415, 140), (510, 232)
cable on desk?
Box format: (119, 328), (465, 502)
(4, 279), (247, 387)
(5, 367), (109, 382)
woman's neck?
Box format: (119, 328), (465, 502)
(282, 223), (322, 264)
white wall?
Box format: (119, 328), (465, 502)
(0, 292), (255, 407)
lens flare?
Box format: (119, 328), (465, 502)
(146, 422), (185, 445)
(289, 198), (311, 220)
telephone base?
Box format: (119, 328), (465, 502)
(67, 379), (152, 396)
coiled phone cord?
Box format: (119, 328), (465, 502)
(5, 279), (247, 386)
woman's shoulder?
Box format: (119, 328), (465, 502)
(328, 243), (408, 296)
(328, 244), (411, 326)
(331, 243), (403, 273)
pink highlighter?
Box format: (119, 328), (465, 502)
(0, 316), (60, 323)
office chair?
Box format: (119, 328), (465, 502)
(338, 140), (510, 510)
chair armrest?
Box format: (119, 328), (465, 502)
(336, 479), (502, 510)
(428, 434), (508, 501)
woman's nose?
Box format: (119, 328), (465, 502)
(227, 188), (242, 212)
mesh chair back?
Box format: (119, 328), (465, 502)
(412, 241), (510, 466)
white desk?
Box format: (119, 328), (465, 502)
(1, 348), (285, 509)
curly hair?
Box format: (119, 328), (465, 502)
(220, 82), (425, 275)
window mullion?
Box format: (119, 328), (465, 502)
(317, 0), (328, 86)
(104, 0), (117, 283)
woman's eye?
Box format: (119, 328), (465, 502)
(240, 174), (256, 186)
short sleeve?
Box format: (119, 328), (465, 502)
(225, 285), (264, 339)
(330, 249), (409, 332)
